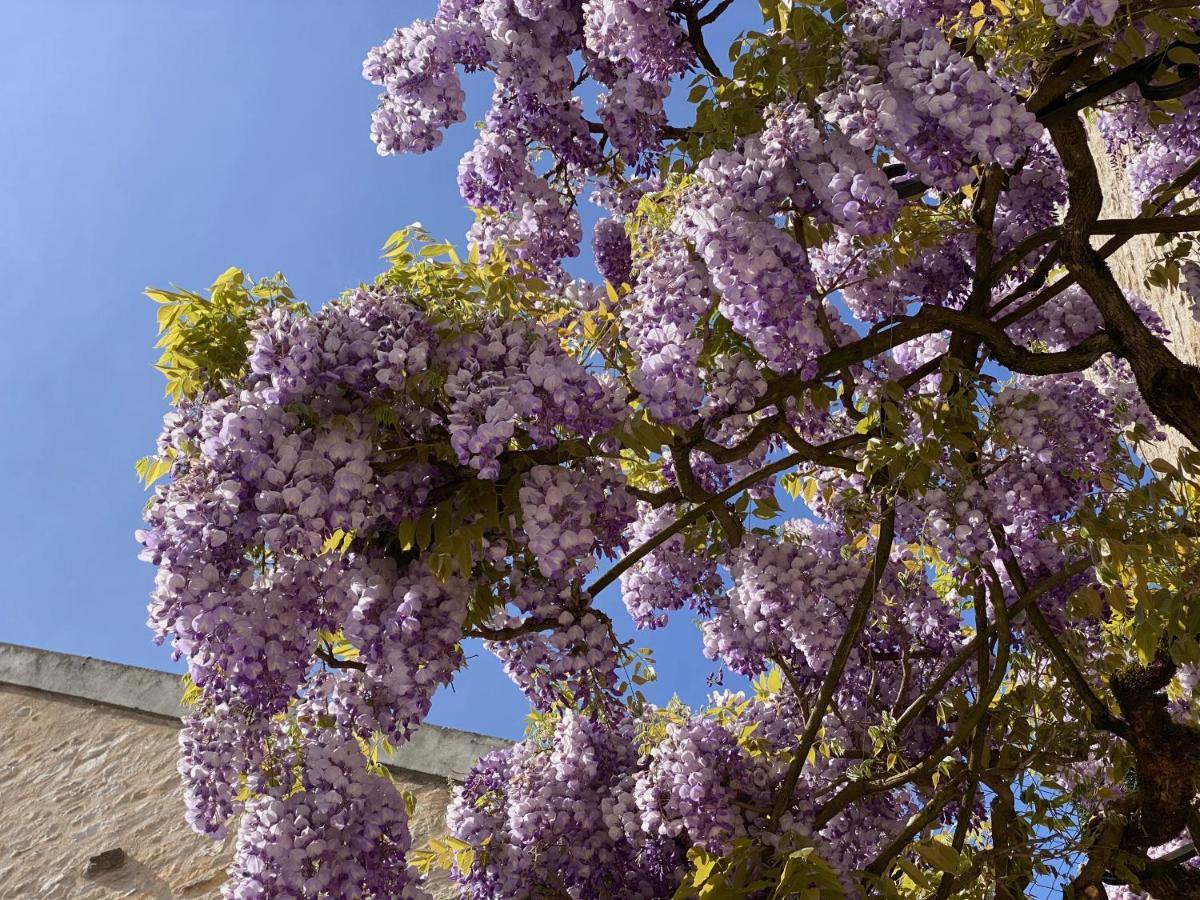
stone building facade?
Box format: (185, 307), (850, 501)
(0, 643), (508, 899)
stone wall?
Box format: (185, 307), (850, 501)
(0, 644), (508, 899)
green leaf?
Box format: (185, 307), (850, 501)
(180, 674), (202, 708)
(857, 871), (903, 900)
(1168, 45), (1200, 66)
(914, 840), (962, 874)
(895, 857), (934, 890)
(801, 477), (818, 505)
(1070, 585), (1104, 619)
(320, 529), (355, 555)
(415, 508), (435, 550)
(135, 455), (173, 489)
(396, 519), (416, 550)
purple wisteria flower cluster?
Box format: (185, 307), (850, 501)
(365, 0), (690, 279)
(140, 0), (1200, 895)
(138, 283), (640, 895)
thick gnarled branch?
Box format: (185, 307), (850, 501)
(1047, 114), (1200, 449)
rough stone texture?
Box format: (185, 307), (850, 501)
(0, 683), (461, 899)
(1088, 124), (1199, 464)
(0, 642), (510, 782)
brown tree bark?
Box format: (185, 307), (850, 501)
(1048, 114), (1200, 451)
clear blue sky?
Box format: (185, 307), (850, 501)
(0, 0), (757, 739)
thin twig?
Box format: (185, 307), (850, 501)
(989, 524), (1126, 736)
(586, 439), (863, 597)
(770, 503), (897, 824)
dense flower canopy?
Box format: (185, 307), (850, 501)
(138, 0), (1200, 897)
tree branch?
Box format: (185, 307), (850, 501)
(586, 118), (690, 143)
(933, 581), (993, 900)
(1038, 36), (1200, 125)
(814, 566), (1013, 830)
(892, 557), (1092, 735)
(679, 5), (724, 78)
(1093, 214), (1200, 236)
(989, 524), (1126, 736)
(922, 303), (1117, 376)
(770, 503), (897, 823)
(993, 215), (1200, 282)
(672, 444), (745, 547)
(760, 303), (1116, 413)
(586, 441), (854, 597)
(1047, 114), (1200, 449)
(864, 770), (969, 878)
(698, 0), (736, 26)
(626, 484), (684, 506)
(465, 614), (560, 642)
(315, 646), (366, 672)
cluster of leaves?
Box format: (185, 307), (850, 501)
(380, 224), (553, 326)
(676, 838), (848, 900)
(668, 0), (846, 173)
(136, 269), (306, 489)
(1074, 444), (1200, 667)
(148, 267), (305, 403)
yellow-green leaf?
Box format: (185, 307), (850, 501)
(914, 840), (962, 874)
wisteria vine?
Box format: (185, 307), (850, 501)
(138, 0), (1200, 897)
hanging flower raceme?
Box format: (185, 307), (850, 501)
(138, 0), (1200, 893)
(138, 273), (645, 895)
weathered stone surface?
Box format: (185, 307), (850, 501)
(0, 642), (509, 781)
(0, 684), (460, 899)
(84, 848), (129, 877)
